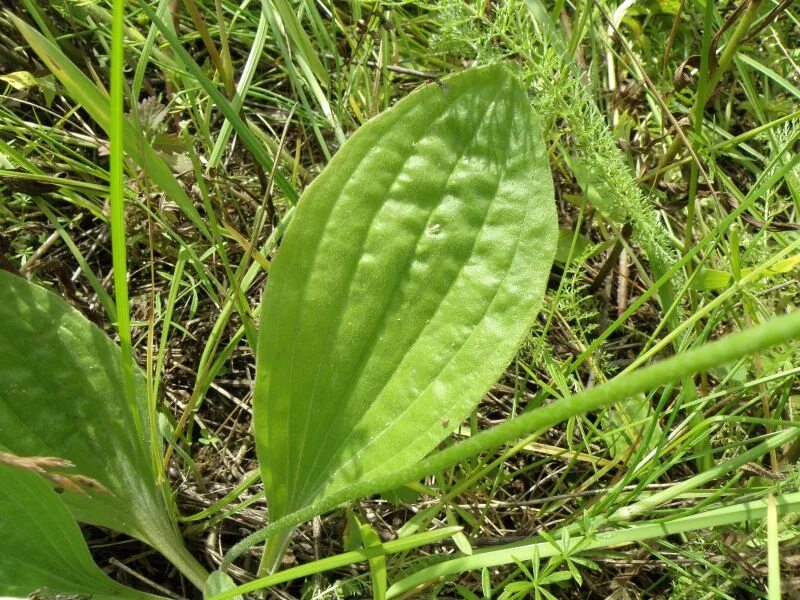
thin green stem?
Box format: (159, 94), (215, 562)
(658, 0), (764, 172)
(211, 527), (463, 599)
(110, 0), (139, 444)
(386, 490), (800, 597)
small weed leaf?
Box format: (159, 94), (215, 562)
(203, 572), (242, 600)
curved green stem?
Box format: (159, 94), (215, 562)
(222, 307), (800, 569)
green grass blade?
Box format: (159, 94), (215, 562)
(767, 494), (781, 600)
(9, 13), (211, 240)
(110, 0), (137, 443)
(134, 0), (298, 204)
(268, 0), (329, 88)
(208, 8), (270, 168)
(386, 490), (800, 597)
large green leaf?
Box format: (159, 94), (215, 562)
(0, 461), (162, 600)
(254, 65), (556, 522)
(0, 271), (207, 588)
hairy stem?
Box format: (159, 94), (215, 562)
(222, 307), (800, 568)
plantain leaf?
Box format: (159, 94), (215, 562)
(0, 461), (162, 600)
(254, 65), (556, 526)
(0, 271), (207, 588)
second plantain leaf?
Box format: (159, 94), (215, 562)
(0, 270), (208, 588)
(254, 64), (557, 560)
